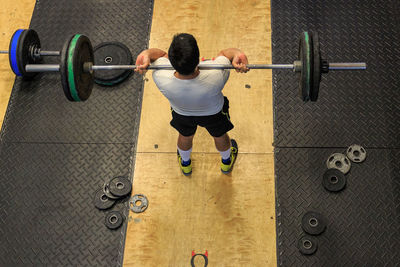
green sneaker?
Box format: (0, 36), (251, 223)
(177, 150), (192, 176)
(221, 139), (238, 174)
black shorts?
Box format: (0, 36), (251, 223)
(170, 96), (234, 137)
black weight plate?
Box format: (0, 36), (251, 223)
(298, 235), (318, 255)
(60, 35), (75, 101)
(322, 168), (346, 192)
(105, 211), (124, 230)
(93, 42), (133, 86)
(301, 211), (327, 236)
(298, 32), (313, 102)
(16, 29), (41, 79)
(311, 32), (321, 102)
(93, 188), (116, 210)
(108, 176), (132, 197)
(66, 34), (94, 102)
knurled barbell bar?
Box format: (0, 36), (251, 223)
(2, 30), (366, 102)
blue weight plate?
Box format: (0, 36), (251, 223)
(9, 29), (24, 76)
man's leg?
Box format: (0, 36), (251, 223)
(177, 134), (194, 175)
(213, 133), (238, 173)
(213, 133), (230, 151)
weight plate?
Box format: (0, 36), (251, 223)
(9, 29), (40, 79)
(326, 153), (351, 174)
(104, 211), (124, 230)
(310, 32), (321, 102)
(322, 168), (346, 192)
(60, 35), (75, 101)
(93, 188), (116, 210)
(298, 235), (318, 255)
(302, 211), (327, 236)
(129, 194), (149, 213)
(108, 176), (132, 197)
(346, 144), (367, 163)
(93, 42), (133, 86)
(66, 34), (94, 102)
(103, 182), (121, 200)
(298, 31), (313, 102)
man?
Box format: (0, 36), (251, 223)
(135, 33), (249, 175)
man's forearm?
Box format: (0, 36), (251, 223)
(218, 48), (244, 62)
(143, 48), (167, 62)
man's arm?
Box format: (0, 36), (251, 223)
(135, 48), (168, 75)
(217, 48), (249, 73)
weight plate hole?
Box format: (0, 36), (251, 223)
(303, 240), (312, 249)
(135, 200), (142, 206)
(110, 215), (118, 224)
(330, 176), (338, 184)
(345, 158), (349, 164)
(355, 158), (360, 162)
(360, 147), (365, 153)
(101, 195), (108, 201)
(348, 147), (352, 152)
(309, 218), (318, 227)
(329, 156), (334, 162)
(353, 150), (360, 157)
(335, 161), (342, 168)
(105, 56), (113, 63)
(116, 182), (124, 189)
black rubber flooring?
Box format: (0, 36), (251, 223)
(0, 0), (153, 266)
(271, 0), (400, 266)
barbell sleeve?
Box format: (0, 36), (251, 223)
(0, 50), (60, 56)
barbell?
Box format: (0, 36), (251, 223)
(1, 29), (366, 102)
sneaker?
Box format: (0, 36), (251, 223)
(177, 150), (192, 176)
(221, 139), (238, 174)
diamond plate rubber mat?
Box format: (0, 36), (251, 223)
(275, 148), (400, 266)
(0, 0), (153, 266)
(0, 0), (153, 144)
(271, 0), (400, 148)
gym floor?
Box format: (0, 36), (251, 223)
(0, 0), (276, 266)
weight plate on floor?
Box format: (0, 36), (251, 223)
(301, 211), (327, 236)
(62, 34), (94, 102)
(9, 29), (40, 79)
(298, 235), (318, 255)
(93, 42), (133, 86)
(129, 194), (149, 213)
(60, 35), (75, 101)
(93, 188), (115, 210)
(104, 211), (124, 230)
(322, 168), (346, 192)
(326, 153), (351, 174)
(346, 144), (367, 163)
(298, 31), (313, 102)
(103, 182), (121, 200)
(108, 176), (132, 197)
(310, 32), (321, 102)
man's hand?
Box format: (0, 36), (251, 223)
(135, 51), (151, 75)
(232, 53), (250, 73)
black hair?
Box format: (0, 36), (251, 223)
(168, 33), (200, 75)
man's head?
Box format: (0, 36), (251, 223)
(168, 33), (199, 75)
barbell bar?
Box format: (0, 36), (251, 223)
(2, 30), (367, 102)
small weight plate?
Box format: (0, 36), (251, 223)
(346, 144), (367, 163)
(326, 153), (351, 174)
(93, 188), (115, 210)
(108, 176), (132, 197)
(64, 34), (94, 102)
(298, 235), (318, 255)
(103, 182), (121, 200)
(60, 35), (75, 101)
(298, 31), (313, 102)
(323, 169), (346, 192)
(129, 194), (149, 213)
(9, 29), (40, 79)
(301, 211), (327, 236)
(310, 32), (321, 102)
(105, 211), (124, 230)
(93, 42), (133, 86)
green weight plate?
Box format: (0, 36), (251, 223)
(311, 32), (321, 102)
(298, 32), (313, 102)
(66, 34), (94, 102)
(60, 35), (75, 101)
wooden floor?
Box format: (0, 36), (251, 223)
(0, 0), (276, 266)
